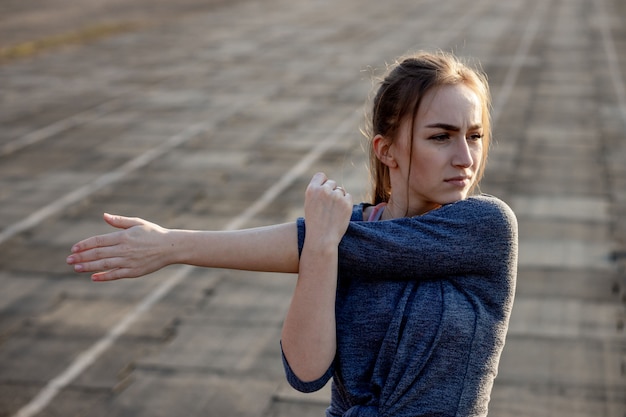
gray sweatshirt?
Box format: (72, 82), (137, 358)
(282, 195), (518, 417)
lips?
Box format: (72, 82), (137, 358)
(444, 176), (471, 187)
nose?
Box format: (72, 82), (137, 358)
(453, 138), (474, 168)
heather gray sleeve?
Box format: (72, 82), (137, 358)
(336, 195), (517, 282)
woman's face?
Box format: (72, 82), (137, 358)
(387, 83), (484, 216)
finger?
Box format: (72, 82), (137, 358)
(324, 180), (337, 190)
(334, 186), (346, 195)
(103, 213), (144, 230)
(91, 270), (120, 282)
(70, 231), (123, 254)
(309, 172), (327, 187)
(91, 267), (137, 282)
(71, 255), (124, 274)
(67, 242), (120, 264)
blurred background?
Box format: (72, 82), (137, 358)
(0, 0), (625, 416)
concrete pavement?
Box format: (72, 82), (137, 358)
(0, 0), (625, 415)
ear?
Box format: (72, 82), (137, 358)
(373, 134), (398, 168)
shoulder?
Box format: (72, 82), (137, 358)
(348, 196), (517, 240)
(421, 195), (518, 246)
(444, 194), (512, 213)
(437, 194), (516, 226)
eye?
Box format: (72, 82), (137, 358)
(430, 133), (450, 142)
(468, 133), (484, 141)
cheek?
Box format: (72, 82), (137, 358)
(411, 150), (442, 179)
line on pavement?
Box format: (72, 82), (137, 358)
(0, 99), (124, 158)
(596, 0), (626, 127)
(0, 21), (141, 63)
(0, 120), (210, 246)
(593, 0), (625, 413)
(491, 0), (548, 126)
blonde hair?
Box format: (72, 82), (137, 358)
(365, 51), (492, 204)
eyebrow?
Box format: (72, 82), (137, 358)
(425, 123), (482, 131)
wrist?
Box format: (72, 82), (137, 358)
(302, 238), (340, 255)
(162, 228), (189, 266)
(304, 225), (345, 249)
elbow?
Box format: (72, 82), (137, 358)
(280, 341), (334, 393)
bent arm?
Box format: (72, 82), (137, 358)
(281, 240), (339, 383)
(67, 213), (299, 281)
(281, 173), (352, 385)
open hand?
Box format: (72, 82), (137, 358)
(66, 213), (171, 282)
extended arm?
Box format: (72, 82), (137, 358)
(67, 214), (299, 281)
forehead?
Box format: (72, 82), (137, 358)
(417, 84), (483, 126)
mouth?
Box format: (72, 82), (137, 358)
(444, 176), (472, 187)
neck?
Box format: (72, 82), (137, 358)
(383, 196), (440, 219)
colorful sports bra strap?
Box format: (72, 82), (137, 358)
(367, 202), (387, 222)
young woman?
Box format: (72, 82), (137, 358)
(67, 51), (518, 416)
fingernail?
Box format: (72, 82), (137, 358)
(71, 245), (79, 253)
(74, 264), (84, 272)
(66, 256), (74, 264)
